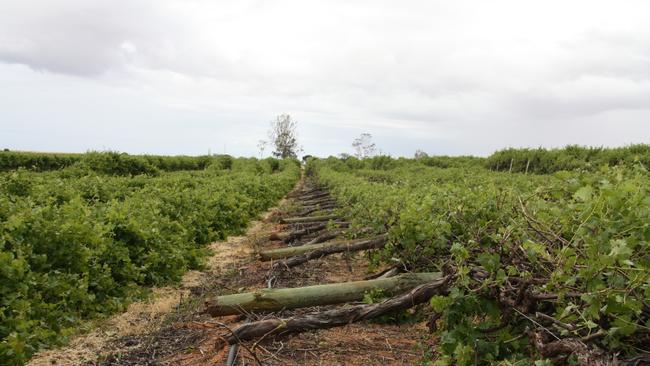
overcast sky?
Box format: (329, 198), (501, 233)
(1, 1), (649, 157)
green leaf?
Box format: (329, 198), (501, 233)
(573, 186), (594, 201)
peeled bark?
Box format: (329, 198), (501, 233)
(223, 275), (452, 344)
(273, 235), (388, 269)
(281, 214), (339, 224)
(205, 272), (442, 317)
(259, 236), (382, 261)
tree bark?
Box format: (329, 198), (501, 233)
(205, 272), (442, 317)
(299, 192), (330, 201)
(223, 275), (452, 344)
(259, 236), (383, 261)
(303, 229), (345, 245)
(273, 235), (388, 269)
(269, 223), (327, 242)
(281, 214), (339, 224)
(301, 198), (336, 206)
(269, 223), (349, 243)
(296, 204), (337, 217)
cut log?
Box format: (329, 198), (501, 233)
(223, 275), (452, 344)
(296, 207), (337, 218)
(281, 214), (339, 224)
(295, 188), (321, 196)
(301, 198), (336, 206)
(259, 236), (382, 261)
(298, 202), (337, 211)
(303, 229), (345, 245)
(205, 272), (442, 317)
(297, 203), (337, 215)
(273, 235), (388, 269)
(299, 192), (330, 201)
(287, 185), (317, 198)
(268, 222), (350, 243)
(269, 223), (327, 242)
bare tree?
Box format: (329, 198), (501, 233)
(414, 149), (428, 159)
(257, 140), (268, 159)
(268, 114), (300, 158)
(352, 133), (376, 159)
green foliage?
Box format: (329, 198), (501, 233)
(0, 151), (80, 172)
(485, 144), (650, 173)
(0, 151), (231, 174)
(0, 158), (300, 364)
(307, 157), (649, 364)
(77, 151), (160, 176)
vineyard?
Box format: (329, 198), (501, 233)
(1, 147), (649, 365)
(0, 153), (300, 364)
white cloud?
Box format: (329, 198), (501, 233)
(1, 0), (649, 157)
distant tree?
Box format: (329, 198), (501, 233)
(352, 133), (376, 159)
(257, 140), (268, 159)
(268, 114), (301, 158)
(414, 149), (428, 159)
(339, 153), (352, 160)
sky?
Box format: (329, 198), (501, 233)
(1, 1), (649, 157)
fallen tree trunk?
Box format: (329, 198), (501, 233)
(223, 275), (452, 344)
(301, 198), (336, 206)
(295, 188), (322, 197)
(259, 235), (383, 261)
(269, 223), (327, 242)
(302, 229), (345, 245)
(296, 204), (337, 217)
(273, 235), (388, 269)
(205, 272), (441, 317)
(281, 214), (339, 224)
(269, 222), (349, 242)
(299, 192), (330, 201)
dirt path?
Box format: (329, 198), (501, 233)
(30, 179), (434, 365)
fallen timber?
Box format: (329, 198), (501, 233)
(300, 198), (336, 206)
(259, 235), (386, 261)
(205, 272), (441, 317)
(296, 204), (337, 217)
(268, 222), (349, 242)
(273, 234), (388, 269)
(287, 187), (320, 198)
(303, 228), (346, 245)
(298, 192), (330, 201)
(222, 275), (452, 344)
(281, 214), (339, 224)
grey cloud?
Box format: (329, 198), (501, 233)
(1, 0), (650, 157)
(509, 76), (650, 119)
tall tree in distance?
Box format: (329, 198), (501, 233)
(414, 149), (428, 159)
(352, 133), (376, 159)
(268, 114), (300, 158)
